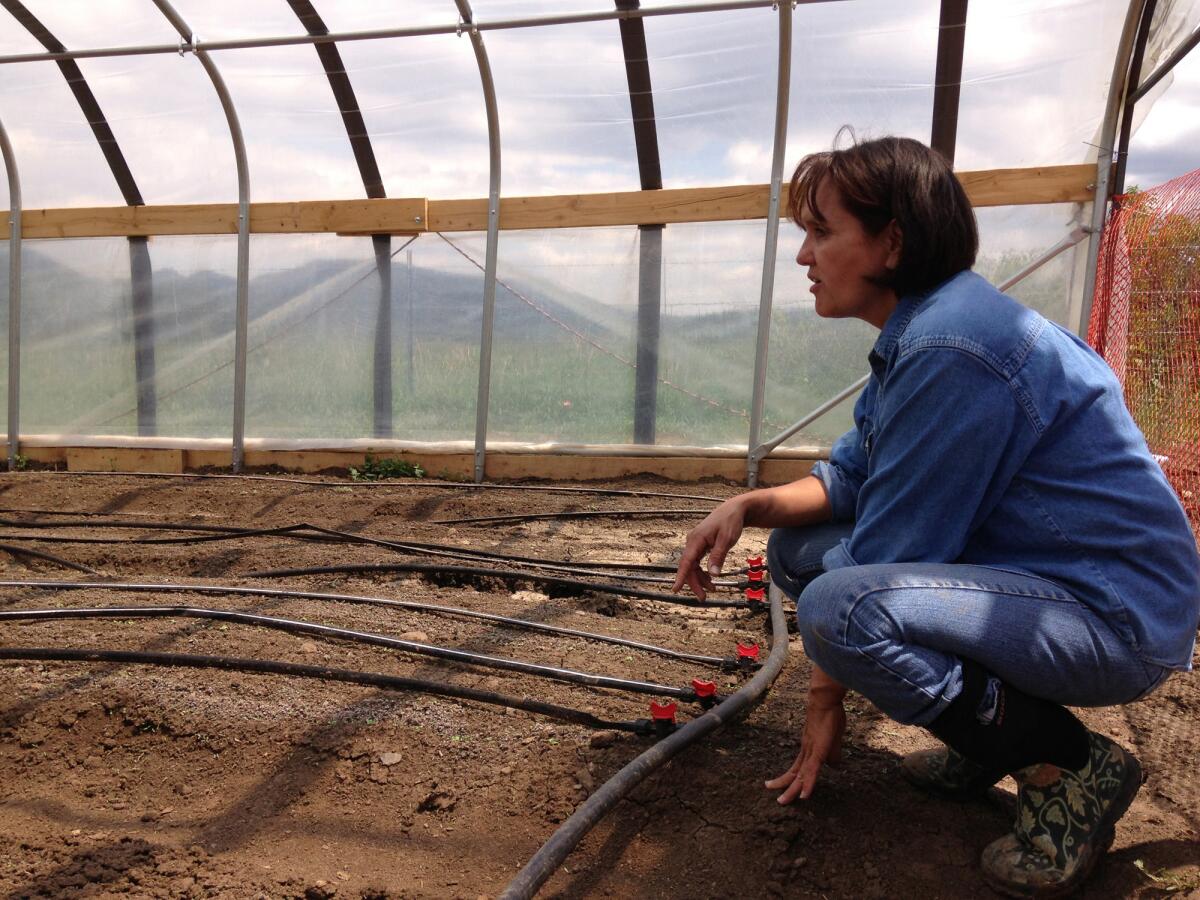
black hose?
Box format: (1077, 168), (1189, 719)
(499, 582), (790, 900)
(0, 580), (728, 667)
(0, 646), (654, 734)
(0, 519), (727, 587)
(244, 561), (748, 609)
(0, 543), (98, 574)
(431, 508), (711, 526)
(0, 605), (704, 701)
(9, 470), (724, 503)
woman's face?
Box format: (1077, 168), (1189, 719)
(796, 177), (902, 329)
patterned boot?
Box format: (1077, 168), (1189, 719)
(901, 745), (1004, 798)
(981, 730), (1143, 898)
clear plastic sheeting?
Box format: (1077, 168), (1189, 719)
(786, 1), (940, 159)
(244, 233), (480, 443)
(643, 8), (779, 188)
(14, 236), (239, 439)
(957, 0), (1129, 169)
(485, 20), (641, 196)
(329, 34), (493, 200)
(0, 61), (126, 209)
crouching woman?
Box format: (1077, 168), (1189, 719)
(672, 136), (1200, 897)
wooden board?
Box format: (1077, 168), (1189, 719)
(19, 445), (816, 485)
(65, 447), (185, 474)
(7, 164), (1095, 240)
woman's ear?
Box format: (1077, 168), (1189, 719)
(884, 219), (903, 270)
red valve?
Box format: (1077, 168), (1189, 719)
(746, 555), (765, 569)
(691, 678), (717, 698)
(745, 586), (766, 602)
(747, 568), (765, 583)
(736, 641), (760, 661)
(650, 700), (678, 723)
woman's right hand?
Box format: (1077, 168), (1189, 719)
(764, 695), (846, 803)
(672, 497), (748, 600)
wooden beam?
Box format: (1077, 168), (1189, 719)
(6, 165), (1094, 240)
(17, 198), (427, 240)
(13, 444), (816, 485)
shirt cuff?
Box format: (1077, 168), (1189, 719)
(811, 460), (859, 522)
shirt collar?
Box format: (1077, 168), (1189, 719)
(868, 292), (925, 377)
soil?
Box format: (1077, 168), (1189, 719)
(0, 471), (1195, 900)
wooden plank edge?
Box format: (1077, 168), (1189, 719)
(16, 445), (815, 486)
(7, 164), (1097, 239)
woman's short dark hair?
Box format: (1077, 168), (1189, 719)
(788, 134), (978, 296)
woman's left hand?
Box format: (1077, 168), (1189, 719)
(765, 695), (846, 803)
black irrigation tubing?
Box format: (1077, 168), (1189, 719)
(0, 580), (729, 668)
(0, 606), (702, 702)
(0, 543), (99, 575)
(431, 508), (713, 526)
(0, 647), (654, 735)
(0, 518), (730, 586)
(244, 561), (750, 610)
(7, 470), (725, 503)
(500, 583), (790, 900)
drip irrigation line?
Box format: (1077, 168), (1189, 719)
(5, 471), (724, 503)
(0, 646), (653, 734)
(0, 580), (728, 668)
(0, 522), (334, 547)
(243, 561), (748, 609)
(431, 508), (712, 526)
(0, 605), (701, 701)
(299, 523), (734, 587)
(0, 543), (98, 575)
(0, 517), (727, 586)
(500, 582), (790, 900)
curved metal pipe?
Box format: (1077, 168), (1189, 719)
(0, 2), (801, 66)
(499, 581), (790, 899)
(1079, 0), (1151, 338)
(151, 0), (252, 470)
(0, 118), (19, 471)
(746, 2), (793, 487)
(454, 0), (503, 484)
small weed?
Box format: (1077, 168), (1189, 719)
(9, 454), (29, 471)
(349, 455), (425, 482)
(1134, 860), (1200, 893)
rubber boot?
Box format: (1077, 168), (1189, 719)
(981, 730), (1144, 897)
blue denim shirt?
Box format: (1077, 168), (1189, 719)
(812, 270), (1200, 670)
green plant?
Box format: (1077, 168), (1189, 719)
(349, 454), (425, 481)
(10, 454), (29, 471)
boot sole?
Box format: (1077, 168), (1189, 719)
(981, 754), (1145, 899)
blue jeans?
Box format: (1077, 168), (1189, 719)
(768, 523), (1170, 727)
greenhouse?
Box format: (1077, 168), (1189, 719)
(0, 0), (1197, 898)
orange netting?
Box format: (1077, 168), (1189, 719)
(1089, 168), (1200, 541)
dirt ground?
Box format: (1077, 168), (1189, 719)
(0, 471), (1195, 900)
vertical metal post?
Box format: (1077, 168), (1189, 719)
(406, 249), (415, 394)
(1113, 0), (1158, 197)
(456, 0), (502, 484)
(745, 1), (793, 487)
(371, 234), (393, 438)
(633, 226), (663, 443)
(930, 0), (968, 163)
(0, 118), (20, 470)
(153, 0), (251, 471)
(615, 0), (666, 444)
(129, 236), (156, 435)
(1079, 0), (1150, 339)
